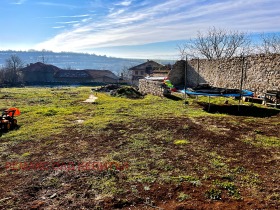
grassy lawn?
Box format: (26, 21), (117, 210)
(0, 86), (279, 209)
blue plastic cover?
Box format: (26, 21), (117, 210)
(180, 89), (254, 97)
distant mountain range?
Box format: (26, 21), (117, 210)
(0, 50), (175, 75)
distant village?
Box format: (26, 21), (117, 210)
(22, 60), (170, 86)
(21, 62), (120, 85)
(0, 58), (172, 86)
(0, 53), (279, 100)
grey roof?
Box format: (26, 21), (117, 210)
(54, 70), (90, 78)
(129, 60), (164, 70)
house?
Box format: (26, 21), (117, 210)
(129, 60), (164, 81)
(151, 63), (172, 78)
(21, 62), (60, 83)
(85, 70), (119, 83)
(54, 70), (93, 84)
(20, 62), (119, 85)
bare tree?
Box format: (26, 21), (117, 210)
(176, 44), (188, 60)
(1, 55), (24, 84)
(258, 33), (280, 54)
(6, 54), (24, 71)
(187, 27), (251, 60)
(0, 66), (5, 83)
(119, 65), (132, 80)
(39, 49), (49, 64)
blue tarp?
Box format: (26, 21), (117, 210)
(180, 89), (254, 97)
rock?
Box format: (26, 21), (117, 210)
(30, 200), (45, 209)
(49, 193), (57, 199)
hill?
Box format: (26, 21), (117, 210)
(0, 50), (175, 74)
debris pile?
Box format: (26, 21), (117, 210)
(92, 84), (120, 92)
(110, 87), (144, 99)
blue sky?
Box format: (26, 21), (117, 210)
(1, 0), (280, 59)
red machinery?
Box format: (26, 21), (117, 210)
(0, 107), (20, 132)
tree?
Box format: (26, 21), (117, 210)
(119, 65), (132, 80)
(258, 33), (280, 54)
(39, 49), (49, 64)
(0, 66), (5, 83)
(1, 55), (24, 84)
(186, 27), (251, 60)
(176, 44), (188, 60)
(5, 55), (24, 71)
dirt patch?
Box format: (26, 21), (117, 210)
(83, 94), (98, 103)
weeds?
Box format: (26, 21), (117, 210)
(177, 192), (190, 201)
(0, 87), (279, 209)
(205, 188), (222, 200)
(245, 135), (280, 147)
(213, 180), (241, 199)
(174, 139), (189, 145)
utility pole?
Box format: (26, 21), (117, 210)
(184, 55), (188, 105)
(197, 58), (200, 85)
(238, 55), (245, 111)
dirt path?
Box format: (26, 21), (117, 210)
(83, 94), (98, 103)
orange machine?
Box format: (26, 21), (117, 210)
(0, 107), (20, 132)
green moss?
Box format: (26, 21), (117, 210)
(177, 192), (190, 201)
(171, 175), (200, 185)
(174, 139), (189, 145)
(205, 188), (222, 200)
(214, 180), (241, 199)
(21, 152), (30, 157)
(244, 135), (280, 147)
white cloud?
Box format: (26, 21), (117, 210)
(35, 0), (280, 54)
(108, 9), (126, 17)
(56, 21), (80, 24)
(116, 0), (132, 7)
(44, 14), (90, 19)
(52, 26), (65, 29)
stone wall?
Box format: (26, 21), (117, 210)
(169, 54), (280, 95)
(168, 60), (185, 86)
(138, 79), (164, 96)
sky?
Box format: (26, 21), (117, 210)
(0, 0), (280, 59)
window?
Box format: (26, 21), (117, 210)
(141, 71), (144, 75)
(146, 65), (152, 74)
(135, 70), (138, 75)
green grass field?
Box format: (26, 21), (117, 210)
(0, 87), (279, 209)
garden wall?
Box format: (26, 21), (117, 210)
(169, 54), (280, 96)
(138, 79), (164, 96)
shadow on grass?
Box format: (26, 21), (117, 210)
(164, 94), (183, 101)
(197, 102), (280, 117)
(0, 125), (20, 137)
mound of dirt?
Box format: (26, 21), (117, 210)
(110, 87), (144, 99)
(93, 84), (120, 92)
